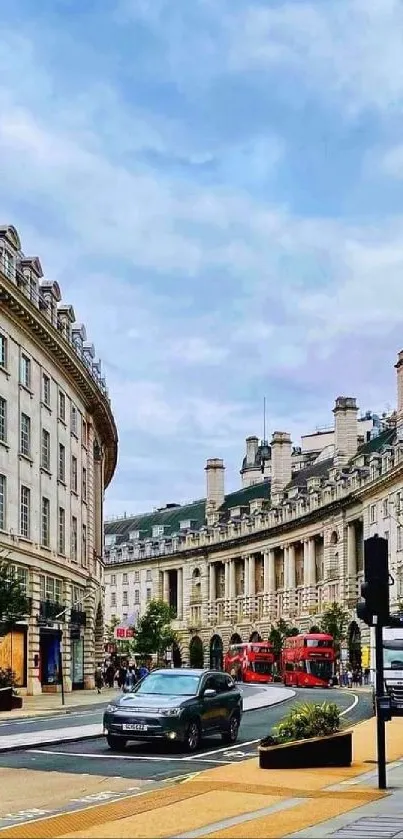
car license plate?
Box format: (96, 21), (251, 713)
(122, 723), (148, 731)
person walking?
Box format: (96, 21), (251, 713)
(95, 662), (103, 694)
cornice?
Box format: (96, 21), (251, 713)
(0, 270), (118, 486)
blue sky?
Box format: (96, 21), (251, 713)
(2, 0), (403, 515)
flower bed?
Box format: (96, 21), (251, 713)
(259, 701), (352, 769)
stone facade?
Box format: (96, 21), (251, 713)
(0, 225), (117, 693)
(104, 352), (403, 672)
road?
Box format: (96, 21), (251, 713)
(0, 688), (372, 829)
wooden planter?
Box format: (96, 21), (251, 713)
(0, 688), (23, 712)
(259, 730), (352, 770)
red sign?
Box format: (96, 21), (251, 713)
(114, 626), (135, 640)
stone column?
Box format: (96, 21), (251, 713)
(347, 523), (357, 600)
(304, 538), (317, 611)
(244, 557), (249, 597)
(248, 555), (256, 597)
(224, 562), (230, 600)
(229, 561), (236, 600)
(209, 563), (216, 601)
(27, 570), (42, 695)
(163, 571), (170, 604)
(283, 546), (289, 591)
(177, 568), (183, 620)
(288, 544), (296, 613)
(63, 580), (73, 694)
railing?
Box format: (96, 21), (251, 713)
(70, 608), (87, 627)
(39, 600), (63, 621)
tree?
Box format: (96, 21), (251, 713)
(320, 603), (349, 658)
(309, 625), (321, 634)
(134, 600), (176, 661)
(269, 619), (300, 658)
(0, 559), (29, 635)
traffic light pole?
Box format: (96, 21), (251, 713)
(374, 618), (387, 790)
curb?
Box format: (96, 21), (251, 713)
(0, 730), (103, 754)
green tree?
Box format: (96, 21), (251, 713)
(0, 559), (30, 635)
(309, 625), (321, 633)
(134, 600), (176, 661)
(269, 619), (300, 658)
(320, 603), (349, 658)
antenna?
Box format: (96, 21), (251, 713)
(263, 396), (266, 442)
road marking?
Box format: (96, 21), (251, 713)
(0, 710), (101, 728)
(188, 738), (259, 759)
(30, 749), (231, 764)
(339, 693), (359, 716)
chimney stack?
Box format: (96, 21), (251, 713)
(395, 351), (403, 439)
(245, 436), (259, 466)
(205, 458), (225, 525)
(333, 397), (358, 468)
(270, 432), (292, 502)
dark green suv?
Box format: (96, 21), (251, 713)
(103, 668), (243, 752)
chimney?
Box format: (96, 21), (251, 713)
(245, 436), (259, 466)
(270, 432), (292, 501)
(205, 458), (225, 525)
(395, 351), (403, 440)
(333, 397), (358, 468)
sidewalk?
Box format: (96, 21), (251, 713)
(2, 715), (402, 839)
(0, 688), (119, 721)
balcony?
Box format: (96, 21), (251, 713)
(38, 600), (63, 623)
(70, 608), (87, 627)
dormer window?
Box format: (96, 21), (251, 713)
(104, 534), (116, 548)
(2, 249), (14, 279)
(152, 524), (164, 538)
(129, 530), (139, 541)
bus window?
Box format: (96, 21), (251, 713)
(305, 639), (332, 648)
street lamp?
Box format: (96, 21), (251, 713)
(55, 593), (92, 706)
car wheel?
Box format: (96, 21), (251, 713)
(185, 720), (200, 752)
(222, 714), (240, 745)
(106, 734), (126, 751)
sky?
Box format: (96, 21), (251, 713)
(2, 0), (403, 516)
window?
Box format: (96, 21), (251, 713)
(71, 405), (78, 436)
(58, 390), (66, 422)
(71, 456), (78, 493)
(20, 354), (31, 389)
(58, 443), (66, 483)
(82, 523), (87, 566)
(398, 527), (403, 552)
(40, 575), (62, 604)
(146, 569), (152, 582)
(82, 420), (87, 447)
(42, 374), (51, 407)
(58, 507), (65, 554)
(397, 492), (402, 515)
(122, 573), (128, 584)
(41, 497), (50, 547)
(29, 277), (37, 303)
(134, 570), (140, 583)
(383, 498), (389, 518)
(82, 467), (87, 502)
(0, 397), (6, 443)
(0, 334), (7, 369)
(0, 475), (6, 530)
(110, 574), (116, 586)
(15, 566), (28, 593)
(71, 516), (78, 562)
(41, 429), (50, 471)
(2, 250), (13, 278)
(111, 591), (116, 607)
(370, 503), (376, 524)
(20, 486), (30, 538)
(134, 589), (140, 604)
(146, 587), (151, 602)
(152, 525), (164, 538)
(122, 591), (128, 606)
(20, 413), (31, 457)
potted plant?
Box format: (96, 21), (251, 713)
(259, 701), (352, 769)
(0, 668), (23, 712)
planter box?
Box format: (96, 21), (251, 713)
(11, 695), (23, 710)
(0, 687), (13, 712)
(259, 730), (352, 770)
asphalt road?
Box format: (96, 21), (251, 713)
(0, 688), (372, 783)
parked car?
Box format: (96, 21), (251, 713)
(103, 668), (243, 752)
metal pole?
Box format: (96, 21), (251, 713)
(59, 623), (65, 707)
(374, 619), (386, 789)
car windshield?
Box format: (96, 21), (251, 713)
(134, 673), (200, 696)
(384, 642), (403, 669)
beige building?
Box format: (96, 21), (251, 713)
(104, 352), (403, 672)
(0, 225), (117, 693)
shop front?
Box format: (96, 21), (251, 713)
(0, 626), (27, 687)
(39, 628), (61, 690)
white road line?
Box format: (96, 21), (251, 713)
(30, 749), (229, 764)
(0, 711), (100, 728)
(339, 693), (359, 716)
(188, 739), (259, 759)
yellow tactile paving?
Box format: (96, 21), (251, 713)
(60, 791), (281, 839)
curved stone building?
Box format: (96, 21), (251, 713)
(0, 225), (117, 693)
(104, 351), (403, 673)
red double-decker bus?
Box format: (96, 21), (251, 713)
(280, 633), (335, 688)
(224, 642), (275, 683)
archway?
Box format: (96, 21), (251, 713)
(348, 621), (362, 669)
(189, 635), (204, 668)
(230, 633), (242, 645)
(172, 642), (182, 668)
(249, 631), (261, 642)
(209, 634), (223, 670)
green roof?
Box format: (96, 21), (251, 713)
(105, 481), (271, 542)
(356, 426), (395, 456)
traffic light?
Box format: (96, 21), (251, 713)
(356, 535), (389, 626)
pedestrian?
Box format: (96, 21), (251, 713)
(138, 663), (149, 680)
(95, 662), (103, 694)
(118, 662), (127, 689)
(364, 667), (370, 686)
(347, 668), (353, 689)
(106, 662), (115, 689)
(125, 665), (135, 692)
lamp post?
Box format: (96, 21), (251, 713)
(55, 593), (91, 706)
